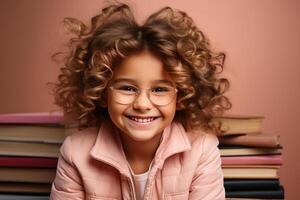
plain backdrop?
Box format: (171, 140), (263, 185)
(0, 0), (299, 199)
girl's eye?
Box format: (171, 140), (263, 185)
(152, 87), (170, 93)
(117, 85), (137, 92)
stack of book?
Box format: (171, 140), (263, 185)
(0, 112), (65, 200)
(216, 115), (284, 200)
(0, 113), (285, 199)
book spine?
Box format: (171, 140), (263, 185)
(221, 155), (282, 165)
(0, 157), (58, 168)
(219, 135), (280, 148)
(225, 186), (284, 199)
(0, 112), (63, 124)
(224, 179), (280, 191)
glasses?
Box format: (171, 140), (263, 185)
(109, 84), (177, 106)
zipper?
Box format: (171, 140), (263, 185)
(126, 176), (136, 200)
(143, 168), (159, 200)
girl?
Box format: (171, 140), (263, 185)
(50, 2), (231, 200)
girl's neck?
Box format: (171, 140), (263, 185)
(119, 132), (162, 174)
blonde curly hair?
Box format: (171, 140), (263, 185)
(51, 3), (231, 134)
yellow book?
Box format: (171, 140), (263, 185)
(0, 125), (65, 144)
(213, 115), (264, 135)
(0, 141), (60, 158)
(222, 165), (279, 179)
(0, 167), (56, 183)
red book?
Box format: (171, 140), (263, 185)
(0, 112), (63, 124)
(0, 156), (58, 168)
(221, 155), (282, 165)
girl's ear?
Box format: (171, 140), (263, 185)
(99, 89), (109, 108)
(99, 99), (107, 108)
(176, 102), (184, 110)
(99, 94), (108, 108)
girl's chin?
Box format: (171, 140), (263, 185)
(122, 129), (163, 143)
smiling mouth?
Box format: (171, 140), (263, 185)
(125, 115), (159, 123)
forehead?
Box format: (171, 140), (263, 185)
(112, 51), (173, 85)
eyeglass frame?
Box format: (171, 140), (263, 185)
(108, 85), (178, 106)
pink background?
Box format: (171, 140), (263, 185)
(1, 0), (299, 198)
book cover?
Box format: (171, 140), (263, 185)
(0, 141), (60, 158)
(225, 198), (270, 200)
(213, 115), (264, 135)
(0, 112), (63, 124)
(0, 182), (51, 193)
(219, 146), (282, 157)
(224, 179), (280, 191)
(222, 166), (279, 179)
(225, 186), (284, 199)
(225, 199), (276, 200)
(0, 194), (50, 200)
(0, 167), (56, 183)
(218, 134), (280, 148)
(0, 156), (58, 168)
(221, 155), (282, 165)
(222, 165), (280, 169)
(0, 125), (65, 144)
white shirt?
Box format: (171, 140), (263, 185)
(131, 170), (150, 200)
(128, 161), (153, 200)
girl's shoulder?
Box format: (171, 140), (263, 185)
(186, 127), (219, 152)
(62, 126), (100, 152)
(65, 126), (99, 141)
(186, 126), (218, 141)
(59, 126), (100, 163)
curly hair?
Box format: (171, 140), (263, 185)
(51, 3), (231, 134)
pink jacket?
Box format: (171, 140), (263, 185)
(50, 121), (225, 200)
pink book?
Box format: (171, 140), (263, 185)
(221, 155), (282, 165)
(0, 112), (63, 124)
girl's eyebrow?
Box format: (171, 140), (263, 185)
(112, 78), (174, 86)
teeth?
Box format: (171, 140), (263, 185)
(129, 116), (155, 123)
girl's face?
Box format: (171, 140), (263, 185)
(107, 51), (177, 143)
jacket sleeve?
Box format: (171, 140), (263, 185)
(50, 136), (85, 200)
(189, 134), (225, 200)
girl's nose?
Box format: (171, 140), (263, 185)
(132, 91), (153, 111)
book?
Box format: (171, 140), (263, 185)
(218, 134), (280, 148)
(0, 141), (60, 158)
(0, 167), (56, 183)
(0, 194), (50, 200)
(225, 198), (268, 200)
(0, 112), (63, 124)
(225, 197), (276, 200)
(0, 125), (65, 144)
(225, 199), (269, 200)
(219, 146), (282, 157)
(222, 165), (279, 179)
(225, 186), (284, 199)
(225, 199), (278, 200)
(224, 179), (281, 191)
(213, 115), (264, 135)
(0, 156), (58, 168)
(221, 155), (282, 165)
(0, 182), (51, 193)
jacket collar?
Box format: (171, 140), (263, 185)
(90, 120), (191, 176)
(154, 122), (191, 169)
